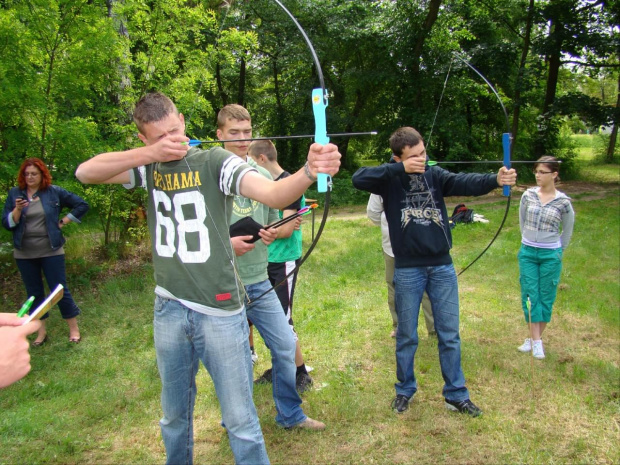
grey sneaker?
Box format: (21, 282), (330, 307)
(288, 417), (326, 431)
(391, 394), (412, 414)
(445, 398), (482, 417)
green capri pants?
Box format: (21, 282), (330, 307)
(517, 244), (563, 323)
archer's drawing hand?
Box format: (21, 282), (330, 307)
(402, 155), (426, 174)
(149, 135), (190, 163)
(259, 228), (278, 246)
(307, 143), (341, 178)
(497, 167), (517, 187)
(231, 235), (255, 256)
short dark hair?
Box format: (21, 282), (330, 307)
(389, 127), (424, 157)
(133, 92), (178, 134)
(248, 140), (277, 162)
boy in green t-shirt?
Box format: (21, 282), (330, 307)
(218, 105), (325, 429)
(75, 93), (340, 464)
(248, 140), (313, 394)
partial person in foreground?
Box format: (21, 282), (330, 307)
(366, 193), (436, 339)
(352, 126), (517, 418)
(2, 158), (89, 346)
(248, 139), (314, 394)
(75, 92), (340, 465)
(0, 313), (41, 388)
(517, 156), (574, 360)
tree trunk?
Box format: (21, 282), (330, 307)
(410, 0), (442, 107)
(237, 56), (246, 106)
(511, 0), (535, 147)
(605, 74), (619, 162)
(535, 14), (565, 156)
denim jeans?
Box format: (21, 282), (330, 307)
(153, 296), (269, 465)
(245, 279), (306, 427)
(16, 255), (81, 320)
(394, 265), (469, 402)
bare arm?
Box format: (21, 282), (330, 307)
(75, 135), (190, 184)
(240, 142), (341, 208)
(275, 209), (299, 239)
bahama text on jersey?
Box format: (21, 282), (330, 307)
(153, 170), (202, 191)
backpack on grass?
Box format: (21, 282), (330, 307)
(450, 203), (474, 225)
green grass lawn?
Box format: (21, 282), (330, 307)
(1, 181), (618, 464)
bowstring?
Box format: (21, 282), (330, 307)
(426, 59), (453, 151)
(424, 59), (454, 253)
(181, 157), (250, 304)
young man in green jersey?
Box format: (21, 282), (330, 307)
(217, 105), (325, 430)
(248, 139), (314, 393)
(75, 92), (340, 464)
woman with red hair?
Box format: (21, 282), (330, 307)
(2, 158), (89, 345)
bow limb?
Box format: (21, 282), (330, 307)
(273, 0), (332, 194)
(453, 55), (513, 276)
(455, 55), (513, 195)
(247, 0), (332, 304)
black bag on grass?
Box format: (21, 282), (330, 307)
(450, 203), (474, 224)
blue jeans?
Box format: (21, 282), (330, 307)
(153, 297), (269, 465)
(16, 255), (80, 320)
(394, 265), (469, 402)
(245, 280), (306, 427)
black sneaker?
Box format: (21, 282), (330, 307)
(391, 394), (412, 414)
(445, 398), (482, 417)
(254, 368), (273, 384)
(296, 372), (313, 393)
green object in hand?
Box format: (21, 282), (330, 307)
(17, 296), (35, 317)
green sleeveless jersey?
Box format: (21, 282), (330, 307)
(267, 171), (304, 263)
(128, 147), (256, 316)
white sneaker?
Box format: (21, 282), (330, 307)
(532, 340), (545, 359)
(251, 348), (258, 365)
(518, 338), (532, 352)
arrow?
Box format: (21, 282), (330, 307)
(185, 131), (377, 147)
(427, 160), (562, 165)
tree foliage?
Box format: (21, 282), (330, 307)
(0, 0), (617, 234)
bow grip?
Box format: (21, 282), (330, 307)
(502, 132), (511, 197)
(312, 88), (331, 193)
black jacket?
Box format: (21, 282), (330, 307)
(352, 162), (498, 268)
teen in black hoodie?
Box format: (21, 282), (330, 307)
(352, 127), (516, 417)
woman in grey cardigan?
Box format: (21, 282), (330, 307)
(517, 156), (574, 359)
